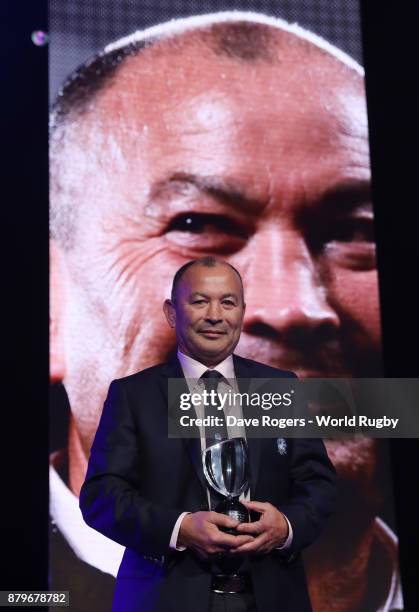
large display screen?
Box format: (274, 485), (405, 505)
(49, 2), (402, 610)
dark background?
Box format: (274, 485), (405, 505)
(1, 0), (418, 610)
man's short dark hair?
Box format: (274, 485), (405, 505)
(171, 257), (244, 303)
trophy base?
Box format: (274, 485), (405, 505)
(215, 498), (250, 535)
(211, 574), (250, 594)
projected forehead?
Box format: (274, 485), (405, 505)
(53, 16), (363, 133)
(98, 23), (363, 111)
(91, 29), (367, 201)
(50, 19), (368, 253)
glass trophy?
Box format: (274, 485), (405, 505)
(202, 437), (250, 534)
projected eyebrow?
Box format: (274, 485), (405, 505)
(149, 172), (263, 214)
(316, 180), (372, 214)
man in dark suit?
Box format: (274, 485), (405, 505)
(79, 257), (336, 611)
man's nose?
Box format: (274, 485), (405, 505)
(205, 301), (222, 323)
(242, 230), (340, 343)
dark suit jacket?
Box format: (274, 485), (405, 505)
(80, 355), (336, 612)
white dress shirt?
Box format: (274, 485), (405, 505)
(50, 450), (125, 576)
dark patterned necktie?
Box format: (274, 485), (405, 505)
(201, 369), (228, 447)
(201, 369), (228, 510)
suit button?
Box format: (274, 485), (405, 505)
(200, 502), (209, 511)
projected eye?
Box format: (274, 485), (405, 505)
(313, 216), (376, 269)
(168, 213), (244, 235)
(329, 218), (375, 244)
(307, 212), (375, 270)
(165, 213), (248, 254)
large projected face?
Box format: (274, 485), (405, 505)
(51, 30), (380, 491)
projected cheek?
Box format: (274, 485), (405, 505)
(317, 215), (379, 339)
(327, 266), (381, 346)
(66, 230), (179, 369)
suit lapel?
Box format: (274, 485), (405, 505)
(232, 355), (261, 496)
(159, 356), (207, 497)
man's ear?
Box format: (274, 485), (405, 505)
(50, 240), (67, 382)
(163, 299), (176, 328)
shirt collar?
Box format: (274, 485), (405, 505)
(177, 349), (235, 382)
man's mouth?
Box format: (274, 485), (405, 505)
(198, 330), (226, 338)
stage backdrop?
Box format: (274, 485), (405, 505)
(49, 1), (402, 611)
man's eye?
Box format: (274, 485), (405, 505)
(192, 299), (206, 305)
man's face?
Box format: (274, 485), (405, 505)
(164, 264), (245, 366)
(53, 38), (381, 475)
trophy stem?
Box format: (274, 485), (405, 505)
(215, 497), (250, 535)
